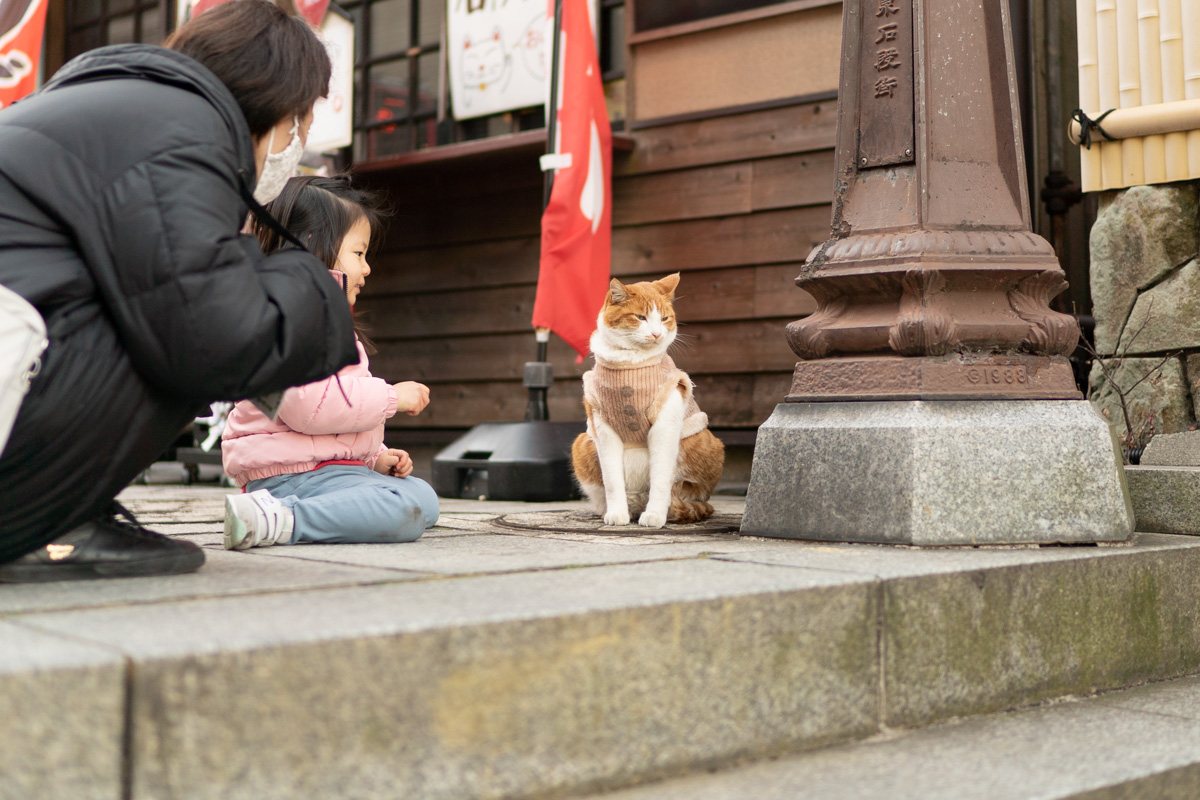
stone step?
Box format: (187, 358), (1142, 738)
(575, 674), (1200, 800)
(5, 494), (1200, 799)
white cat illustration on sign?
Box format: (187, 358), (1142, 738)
(461, 27), (511, 102)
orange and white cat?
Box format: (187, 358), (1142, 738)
(571, 273), (724, 527)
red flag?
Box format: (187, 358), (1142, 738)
(293, 0), (330, 28)
(531, 0), (612, 361)
(0, 0), (48, 109)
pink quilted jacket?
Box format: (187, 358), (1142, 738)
(221, 338), (398, 487)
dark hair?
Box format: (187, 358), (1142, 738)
(252, 174), (390, 352)
(164, 0), (331, 138)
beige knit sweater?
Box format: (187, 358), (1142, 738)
(582, 354), (709, 445)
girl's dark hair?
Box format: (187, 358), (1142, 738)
(164, 0), (331, 138)
(252, 174), (390, 353)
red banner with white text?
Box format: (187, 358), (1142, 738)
(0, 0), (48, 109)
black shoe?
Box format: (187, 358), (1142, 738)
(0, 503), (205, 583)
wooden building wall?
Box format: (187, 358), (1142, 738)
(355, 2), (843, 462)
(357, 97), (836, 447)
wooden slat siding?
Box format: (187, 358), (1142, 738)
(611, 206), (831, 274)
(750, 151), (838, 211)
(614, 97), (838, 176)
(358, 265), (816, 340)
(610, 152), (835, 228)
(756, 263), (818, 319)
(631, 4), (841, 120)
(386, 187), (543, 251)
(387, 382), (585, 429)
(370, 318), (798, 385)
(366, 204), (831, 298)
(358, 98), (842, 431)
(361, 284), (537, 339)
(385, 372), (797, 431)
(367, 237), (541, 295)
(751, 372), (796, 421)
(611, 163), (753, 226)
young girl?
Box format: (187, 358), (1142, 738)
(221, 175), (439, 549)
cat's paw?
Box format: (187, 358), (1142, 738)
(638, 510), (667, 528)
(603, 509), (631, 526)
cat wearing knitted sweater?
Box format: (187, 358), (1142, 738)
(571, 273), (725, 527)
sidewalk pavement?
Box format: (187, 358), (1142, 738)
(0, 481), (755, 615)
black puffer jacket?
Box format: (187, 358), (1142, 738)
(0, 45), (359, 560)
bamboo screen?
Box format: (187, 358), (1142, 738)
(1077, 0), (1200, 191)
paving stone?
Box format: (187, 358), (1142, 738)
(0, 621), (126, 800)
(575, 676), (1200, 800)
(437, 498), (592, 514)
(1125, 465), (1200, 534)
(247, 523), (771, 575)
(0, 548), (427, 615)
(1092, 673), (1200, 719)
(493, 510), (741, 534)
(15, 559), (878, 800)
(152, 522), (224, 535)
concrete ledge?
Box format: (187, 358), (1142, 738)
(19, 560), (880, 800)
(1125, 465), (1200, 534)
(9, 534), (1200, 799)
(0, 622), (126, 800)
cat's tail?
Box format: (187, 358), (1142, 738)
(669, 497), (714, 524)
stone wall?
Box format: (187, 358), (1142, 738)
(1088, 184), (1200, 447)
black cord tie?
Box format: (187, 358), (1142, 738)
(1071, 108), (1118, 149)
(236, 169), (308, 250)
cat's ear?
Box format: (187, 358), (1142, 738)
(654, 272), (681, 299)
(608, 278), (630, 305)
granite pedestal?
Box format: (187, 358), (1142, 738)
(742, 400), (1134, 545)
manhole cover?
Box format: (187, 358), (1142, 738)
(494, 510), (741, 535)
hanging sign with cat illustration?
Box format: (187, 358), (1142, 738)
(446, 0), (596, 120)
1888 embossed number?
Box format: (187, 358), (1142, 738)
(966, 367), (1028, 385)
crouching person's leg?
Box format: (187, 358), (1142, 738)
(226, 465), (439, 549)
(0, 313), (206, 581)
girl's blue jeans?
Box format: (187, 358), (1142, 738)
(246, 465), (440, 544)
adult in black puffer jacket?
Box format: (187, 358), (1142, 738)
(0, 0), (359, 580)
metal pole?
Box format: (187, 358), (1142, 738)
(543, 0), (565, 211)
(526, 0), (565, 423)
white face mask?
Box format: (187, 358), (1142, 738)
(253, 116), (304, 205)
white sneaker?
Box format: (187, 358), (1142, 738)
(223, 490), (295, 550)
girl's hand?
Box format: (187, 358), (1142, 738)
(373, 450), (400, 476)
(393, 381), (430, 416)
(373, 448), (413, 478)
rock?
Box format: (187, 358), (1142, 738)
(1089, 185), (1199, 355)
(1087, 355), (1193, 446)
(1116, 259), (1200, 353)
